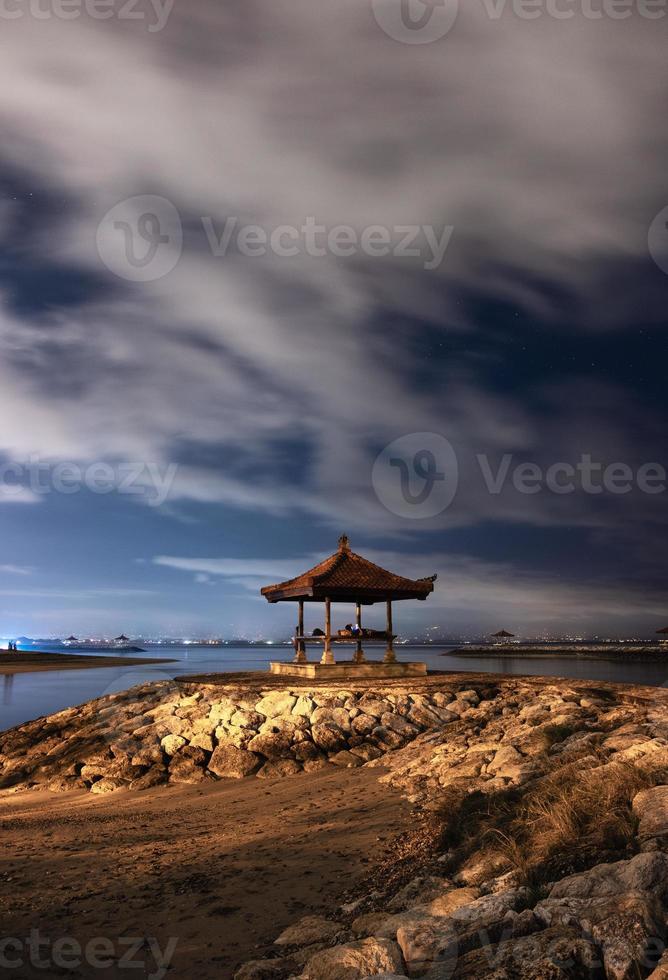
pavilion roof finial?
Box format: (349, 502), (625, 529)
(338, 534), (350, 553)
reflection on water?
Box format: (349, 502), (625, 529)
(1, 645), (667, 732)
(3, 673), (14, 704)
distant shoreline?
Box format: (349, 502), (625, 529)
(0, 651), (176, 675)
(449, 644), (668, 662)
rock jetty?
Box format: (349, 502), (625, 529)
(2, 672), (668, 979)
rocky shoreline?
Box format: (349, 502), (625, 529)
(2, 671), (668, 979)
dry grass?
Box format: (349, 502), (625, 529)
(432, 754), (668, 890)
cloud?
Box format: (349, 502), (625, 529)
(154, 544), (668, 634)
(0, 3), (664, 542)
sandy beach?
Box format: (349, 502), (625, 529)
(0, 652), (176, 675)
(0, 766), (411, 979)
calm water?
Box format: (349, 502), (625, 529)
(1, 645), (667, 733)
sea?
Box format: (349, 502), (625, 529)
(1, 644), (667, 732)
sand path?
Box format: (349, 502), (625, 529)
(0, 766), (411, 978)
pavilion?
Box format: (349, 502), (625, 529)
(261, 535), (436, 678)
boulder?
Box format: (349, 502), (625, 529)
(633, 786), (668, 848)
(351, 714), (377, 736)
(303, 758), (332, 773)
(256, 692), (297, 719)
(129, 766), (168, 791)
(189, 733), (215, 753)
(396, 915), (458, 976)
(356, 699), (388, 719)
(349, 744), (384, 763)
(311, 724), (348, 753)
(549, 852), (668, 905)
(274, 915), (342, 947)
(352, 913), (392, 937)
(208, 744), (261, 779)
(160, 734), (186, 756)
(257, 759), (302, 779)
(535, 893), (665, 980)
(168, 746), (208, 784)
(329, 751), (364, 768)
(292, 741), (322, 762)
(209, 699), (237, 723)
(313, 707), (352, 732)
(230, 709), (265, 729)
(247, 730), (294, 758)
(301, 937), (403, 980)
(380, 714), (420, 737)
(372, 727), (406, 751)
(456, 689), (480, 705)
(90, 777), (128, 794)
(293, 696), (315, 718)
(487, 745), (523, 777)
(233, 959), (295, 980)
(131, 745), (164, 768)
(454, 926), (600, 979)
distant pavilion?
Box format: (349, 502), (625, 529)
(261, 535), (436, 678)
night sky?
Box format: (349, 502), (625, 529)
(0, 1), (667, 639)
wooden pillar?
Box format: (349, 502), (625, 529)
(383, 599), (397, 664)
(353, 601), (366, 664)
(294, 599), (306, 664)
(321, 597), (334, 664)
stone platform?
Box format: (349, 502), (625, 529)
(269, 660), (427, 679)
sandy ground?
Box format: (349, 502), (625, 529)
(0, 766), (411, 979)
(0, 653), (175, 675)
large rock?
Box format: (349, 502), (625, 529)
(549, 852), (668, 905)
(487, 745), (523, 776)
(160, 733), (186, 756)
(247, 730), (294, 758)
(208, 744), (261, 779)
(301, 937), (403, 980)
(311, 724), (348, 753)
(129, 766), (168, 791)
(633, 786), (668, 848)
(454, 926), (601, 979)
(230, 709), (265, 729)
(351, 714), (377, 736)
(233, 958), (296, 980)
(168, 745), (208, 784)
(535, 893), (665, 980)
(257, 759), (302, 779)
(256, 692), (297, 719)
(90, 777), (128, 794)
(274, 915), (342, 947)
(395, 915), (458, 976)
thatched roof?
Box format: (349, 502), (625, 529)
(261, 535), (436, 604)
(492, 629), (515, 638)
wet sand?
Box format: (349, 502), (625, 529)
(0, 652), (176, 675)
(0, 766), (411, 979)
